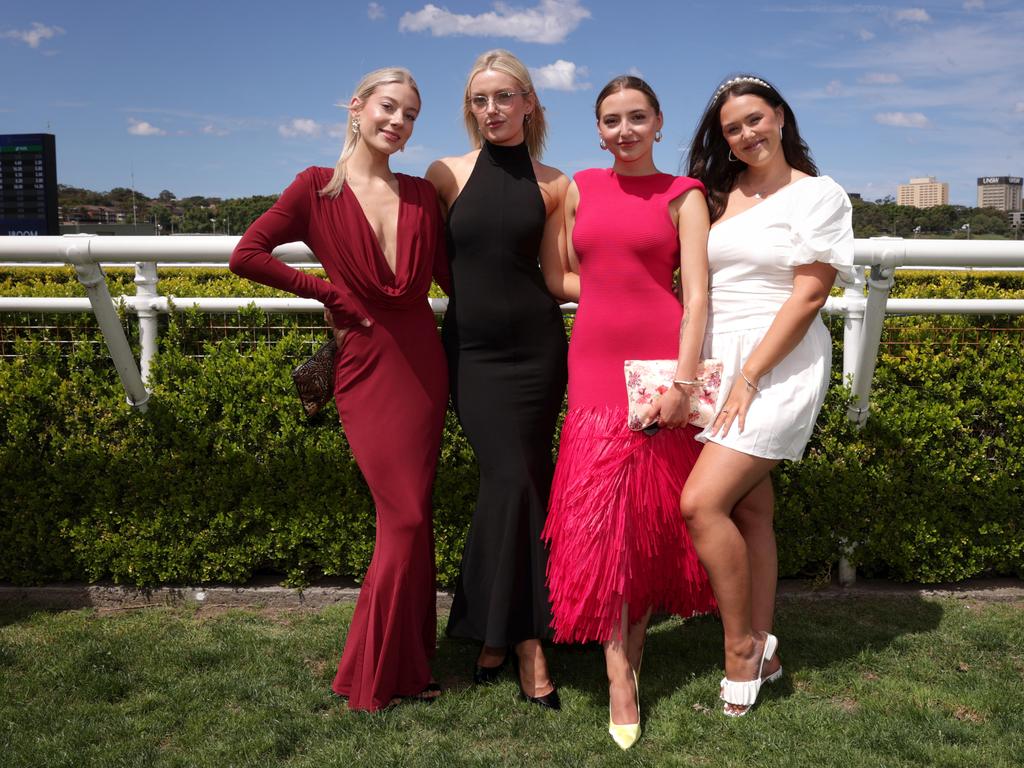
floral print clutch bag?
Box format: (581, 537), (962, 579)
(624, 358), (723, 431)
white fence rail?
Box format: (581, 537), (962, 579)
(2, 234), (1024, 417)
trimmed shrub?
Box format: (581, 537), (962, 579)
(1, 270), (1022, 585)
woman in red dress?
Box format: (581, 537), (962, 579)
(230, 67), (449, 711)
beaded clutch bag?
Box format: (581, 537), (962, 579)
(624, 358), (723, 431)
(292, 338), (336, 418)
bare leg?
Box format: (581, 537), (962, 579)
(680, 442), (778, 713)
(604, 603), (641, 725)
(627, 607), (652, 674)
(514, 639), (554, 698)
(731, 476), (780, 678)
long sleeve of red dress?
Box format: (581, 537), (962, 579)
(229, 172), (372, 329)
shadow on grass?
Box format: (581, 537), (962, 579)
(428, 595), (945, 719)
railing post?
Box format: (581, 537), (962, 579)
(847, 238), (902, 427)
(837, 266), (867, 586)
(134, 262), (159, 383)
(67, 240), (150, 412)
(840, 265), (867, 388)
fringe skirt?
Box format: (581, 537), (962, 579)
(542, 406), (717, 643)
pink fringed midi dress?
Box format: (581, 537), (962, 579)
(542, 169), (717, 643)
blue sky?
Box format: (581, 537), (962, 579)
(3, 1), (1021, 204)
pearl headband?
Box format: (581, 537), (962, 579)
(713, 76), (772, 102)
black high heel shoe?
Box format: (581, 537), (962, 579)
(513, 648), (561, 710)
(473, 652), (508, 685)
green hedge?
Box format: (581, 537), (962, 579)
(1, 270), (1022, 586)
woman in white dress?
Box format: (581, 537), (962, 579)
(678, 75), (854, 716)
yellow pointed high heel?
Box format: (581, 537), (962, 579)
(608, 668), (641, 750)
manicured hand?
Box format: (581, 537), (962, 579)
(710, 378), (757, 437)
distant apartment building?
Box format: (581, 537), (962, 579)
(976, 176), (1022, 212)
(896, 177), (949, 208)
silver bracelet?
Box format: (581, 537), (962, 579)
(740, 371), (760, 392)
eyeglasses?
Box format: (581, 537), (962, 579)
(467, 90), (529, 113)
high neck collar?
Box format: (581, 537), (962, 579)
(483, 140), (531, 165)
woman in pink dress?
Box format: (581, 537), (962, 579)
(543, 76), (716, 749)
(230, 68), (449, 712)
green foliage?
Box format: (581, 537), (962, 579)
(2, 272), (1023, 586)
(852, 198), (1015, 239)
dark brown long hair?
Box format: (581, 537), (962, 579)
(686, 75), (817, 222)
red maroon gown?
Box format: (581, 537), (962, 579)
(231, 167), (449, 711)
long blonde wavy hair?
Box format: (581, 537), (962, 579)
(320, 67), (421, 198)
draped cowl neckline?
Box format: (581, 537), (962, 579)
(330, 172), (438, 309)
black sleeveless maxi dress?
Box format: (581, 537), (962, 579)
(442, 140), (568, 647)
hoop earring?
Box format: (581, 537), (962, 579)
(524, 113), (532, 124)
(351, 118), (360, 135)
(599, 138), (607, 150)
(779, 125), (784, 139)
(655, 130), (663, 143)
(728, 149), (740, 163)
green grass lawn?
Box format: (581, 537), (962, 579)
(2, 595), (1022, 767)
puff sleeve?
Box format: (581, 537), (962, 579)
(786, 177), (855, 283)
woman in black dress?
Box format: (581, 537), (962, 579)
(427, 49), (577, 708)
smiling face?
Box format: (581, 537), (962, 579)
(351, 82), (420, 156)
(719, 93), (785, 167)
(468, 68), (534, 146)
(596, 88), (663, 166)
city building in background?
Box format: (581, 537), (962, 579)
(977, 177), (1023, 212)
(897, 177), (950, 208)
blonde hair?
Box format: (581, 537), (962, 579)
(462, 49), (547, 159)
(320, 67), (421, 198)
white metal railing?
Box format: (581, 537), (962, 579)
(3, 234), (1024, 416)
(2, 233), (1024, 586)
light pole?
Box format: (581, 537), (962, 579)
(961, 222), (971, 240)
(210, 217), (217, 234)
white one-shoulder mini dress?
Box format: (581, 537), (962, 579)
(695, 175), (855, 461)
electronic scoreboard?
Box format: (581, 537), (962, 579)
(0, 133), (58, 236)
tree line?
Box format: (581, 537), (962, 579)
(59, 185), (1018, 239)
(58, 185), (277, 235)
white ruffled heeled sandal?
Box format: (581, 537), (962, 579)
(720, 632), (778, 717)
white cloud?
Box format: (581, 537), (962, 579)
(892, 8), (930, 23)
(201, 124), (230, 136)
(858, 28), (875, 40)
(367, 2), (385, 20)
(964, 0), (984, 10)
(2, 21), (65, 48)
(279, 118), (322, 138)
(1015, 102), (1024, 114)
(127, 118), (166, 136)
(529, 60), (589, 91)
(626, 66), (644, 78)
(874, 111), (930, 128)
(399, 0), (590, 44)
(859, 72), (902, 84)
(825, 79), (844, 95)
